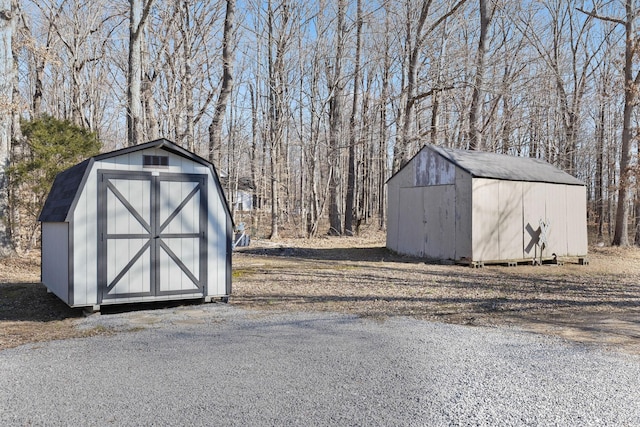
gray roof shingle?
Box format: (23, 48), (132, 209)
(38, 159), (92, 222)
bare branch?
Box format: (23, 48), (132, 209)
(576, 7), (625, 26)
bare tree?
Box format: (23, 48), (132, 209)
(344, 0), (362, 236)
(209, 0), (235, 164)
(467, 0), (495, 150)
(0, 0), (15, 254)
(128, 0), (154, 146)
(393, 0), (468, 173)
(326, 0), (347, 236)
(578, 2), (637, 246)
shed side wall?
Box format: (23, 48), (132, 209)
(41, 223), (70, 304)
(207, 170), (230, 297)
(454, 169), (472, 260)
(522, 182), (547, 259)
(498, 180), (524, 260)
(397, 187), (426, 256)
(544, 183), (568, 256)
(471, 179), (501, 261)
(72, 167), (97, 306)
(566, 185), (588, 256)
(423, 185), (456, 259)
(386, 161), (415, 252)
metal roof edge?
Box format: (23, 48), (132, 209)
(470, 175), (586, 186)
(94, 138), (208, 166)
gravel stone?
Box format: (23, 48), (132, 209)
(1, 305), (639, 426)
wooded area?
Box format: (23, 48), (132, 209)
(0, 0), (638, 250)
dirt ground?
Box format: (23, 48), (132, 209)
(2, 233), (640, 354)
(232, 233), (640, 355)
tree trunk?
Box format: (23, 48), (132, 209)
(327, 0), (346, 236)
(612, 1), (636, 246)
(209, 0), (235, 164)
(344, 0), (362, 236)
(634, 185), (640, 246)
(468, 0), (492, 151)
(0, 0), (15, 254)
(596, 87), (605, 242)
(127, 0), (154, 146)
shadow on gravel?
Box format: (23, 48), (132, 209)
(236, 246), (438, 264)
(0, 281), (214, 321)
(0, 282), (83, 322)
(98, 299), (207, 316)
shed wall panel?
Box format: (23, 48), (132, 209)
(72, 167), (98, 306)
(454, 170), (472, 260)
(544, 183), (568, 256)
(423, 185), (456, 259)
(522, 182), (546, 259)
(498, 181), (524, 260)
(472, 179), (501, 261)
(42, 223), (69, 304)
(397, 187), (426, 256)
(386, 164), (412, 251)
(385, 177), (400, 251)
(207, 173), (229, 296)
(566, 185), (588, 255)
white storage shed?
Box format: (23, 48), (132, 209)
(386, 144), (588, 265)
(39, 138), (233, 309)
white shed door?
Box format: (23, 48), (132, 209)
(97, 170), (208, 302)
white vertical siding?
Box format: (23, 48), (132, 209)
(385, 161), (415, 252)
(41, 223), (69, 304)
(397, 187), (426, 256)
(454, 170), (472, 260)
(208, 173), (229, 296)
(544, 183), (568, 256)
(498, 180), (524, 260)
(385, 177), (400, 252)
(522, 182), (546, 259)
(566, 185), (588, 256)
(472, 179), (501, 261)
(72, 166), (97, 306)
(423, 185), (456, 259)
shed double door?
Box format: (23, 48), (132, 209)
(98, 170), (207, 302)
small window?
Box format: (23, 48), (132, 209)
(143, 155), (169, 168)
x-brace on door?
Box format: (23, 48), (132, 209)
(97, 170), (208, 302)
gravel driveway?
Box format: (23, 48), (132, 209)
(1, 304), (639, 426)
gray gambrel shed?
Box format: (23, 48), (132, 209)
(39, 139), (233, 309)
(386, 144), (588, 265)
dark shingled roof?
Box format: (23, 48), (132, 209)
(38, 159), (92, 222)
(426, 144), (585, 186)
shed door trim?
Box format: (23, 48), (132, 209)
(97, 170), (208, 302)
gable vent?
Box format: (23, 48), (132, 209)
(143, 155), (169, 168)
